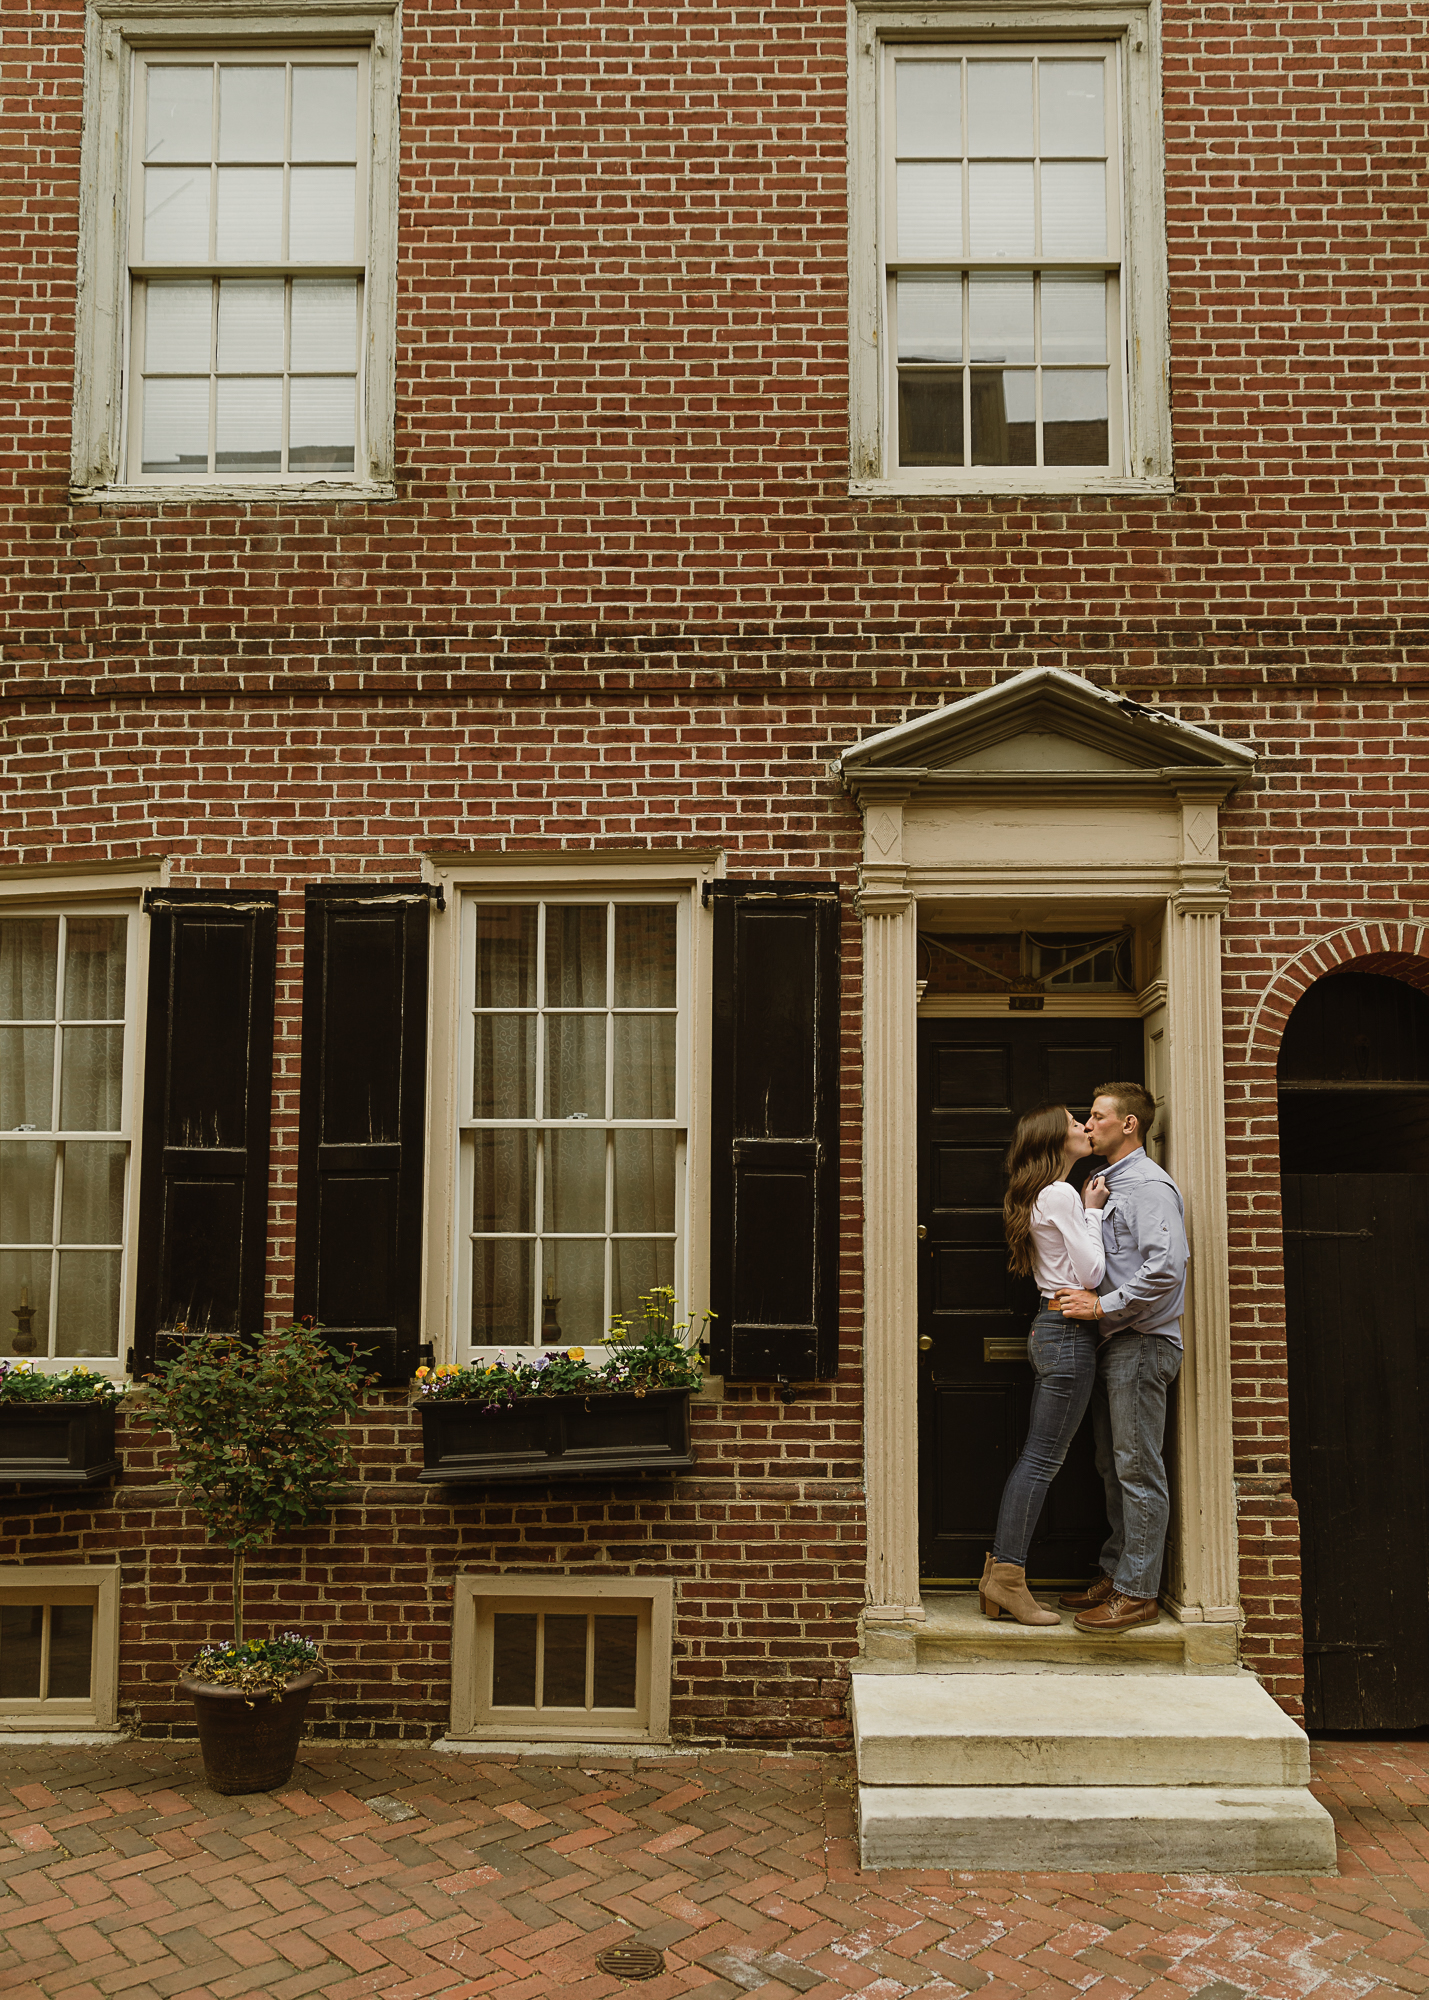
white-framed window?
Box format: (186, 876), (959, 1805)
(0, 1566), (121, 1732)
(451, 1575), (674, 1744)
(0, 903), (143, 1371)
(72, 2), (399, 499)
(849, 2), (1170, 494)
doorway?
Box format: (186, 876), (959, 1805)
(1280, 970), (1429, 1730)
(917, 1014), (1145, 1584)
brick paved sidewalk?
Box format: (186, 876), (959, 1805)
(2, 1737), (1427, 2000)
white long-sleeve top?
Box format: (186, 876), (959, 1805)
(1028, 1180), (1107, 1295)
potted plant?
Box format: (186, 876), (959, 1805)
(416, 1287), (708, 1484)
(0, 1361), (124, 1487)
(140, 1319), (370, 1795)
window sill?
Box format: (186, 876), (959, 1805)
(69, 481), (399, 507)
(849, 474), (1175, 500)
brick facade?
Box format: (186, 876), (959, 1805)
(4, 0), (1428, 1736)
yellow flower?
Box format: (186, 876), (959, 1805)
(414, 1366), (430, 1380)
(486, 1365), (499, 1375)
(568, 1347), (585, 1361)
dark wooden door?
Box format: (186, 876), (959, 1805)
(917, 1015), (1145, 1584)
(1283, 1172), (1429, 1730)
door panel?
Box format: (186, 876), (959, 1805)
(918, 1015), (1145, 1584)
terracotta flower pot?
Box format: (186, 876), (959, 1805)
(179, 1669), (322, 1795)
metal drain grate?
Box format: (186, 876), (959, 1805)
(595, 1943), (665, 1981)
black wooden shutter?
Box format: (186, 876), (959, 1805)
(708, 881), (841, 1384)
(294, 883), (438, 1385)
(133, 888), (279, 1375)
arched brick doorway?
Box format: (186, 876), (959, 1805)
(1278, 964), (1429, 1730)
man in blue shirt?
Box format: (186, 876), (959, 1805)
(1051, 1081), (1187, 1634)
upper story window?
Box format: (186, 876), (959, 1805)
(849, 3), (1170, 495)
(72, 3), (399, 500)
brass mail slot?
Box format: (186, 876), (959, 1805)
(983, 1338), (1029, 1364)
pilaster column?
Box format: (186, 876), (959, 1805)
(1163, 884), (1240, 1622)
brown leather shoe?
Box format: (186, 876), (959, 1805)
(1059, 1572), (1115, 1611)
(1074, 1591), (1159, 1634)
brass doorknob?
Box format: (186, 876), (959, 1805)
(917, 1224), (927, 1241)
(918, 1335), (933, 1352)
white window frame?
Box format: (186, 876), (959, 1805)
(423, 853), (720, 1370)
(0, 1565), (122, 1733)
(849, 0), (1171, 496)
(72, 0), (400, 502)
(0, 866), (156, 1378)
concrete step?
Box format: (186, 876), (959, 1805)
(912, 1591), (1240, 1673)
(858, 1784), (1338, 1874)
(851, 1671), (1311, 1789)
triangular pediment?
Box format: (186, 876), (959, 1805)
(836, 667), (1255, 796)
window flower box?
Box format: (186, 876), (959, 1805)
(0, 1401), (121, 1488)
(418, 1386), (695, 1484)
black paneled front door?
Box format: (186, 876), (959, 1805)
(917, 1015), (1146, 1584)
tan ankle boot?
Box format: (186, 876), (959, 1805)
(981, 1561), (1060, 1626)
(976, 1550), (993, 1614)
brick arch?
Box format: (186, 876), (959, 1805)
(1246, 922), (1429, 1068)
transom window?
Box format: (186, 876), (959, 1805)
(457, 899), (686, 1352)
(127, 51), (368, 481)
(1, 912), (136, 1364)
(888, 47), (1122, 472)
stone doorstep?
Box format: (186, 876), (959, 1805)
(850, 1671), (1312, 1789)
(857, 1784), (1340, 1874)
(912, 1589), (1241, 1673)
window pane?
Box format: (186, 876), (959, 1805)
(472, 1130), (534, 1232)
(968, 163), (1033, 259)
(0, 919), (58, 1018)
(971, 368), (1036, 465)
(1040, 61), (1105, 158)
(895, 162), (960, 260)
(898, 370), (963, 464)
(0, 1028), (55, 1129)
(896, 61), (960, 157)
(142, 377), (209, 476)
(543, 1237), (604, 1344)
(897, 277), (961, 363)
(146, 67), (213, 163)
(289, 378), (355, 473)
(61, 919), (125, 1022)
(1040, 163), (1107, 258)
(593, 1616), (639, 1709)
(218, 67), (286, 162)
(289, 167), (357, 261)
(46, 1605), (94, 1700)
(292, 66), (359, 162)
(546, 1015), (605, 1119)
(1043, 370), (1109, 466)
(0, 1606), (43, 1699)
(967, 62), (1033, 157)
(56, 1251), (121, 1358)
(613, 906), (675, 1008)
(58, 1025), (124, 1131)
(216, 377), (282, 473)
(217, 280), (285, 372)
(60, 1143), (127, 1245)
(970, 273), (1034, 365)
(475, 906), (536, 1008)
(542, 1615), (588, 1707)
(1041, 274), (1107, 364)
(613, 1016), (676, 1120)
(215, 167), (283, 261)
(472, 1237), (533, 1344)
(546, 906), (607, 1008)
(291, 279), (358, 372)
(145, 282), (212, 373)
(0, 1142), (56, 1243)
(613, 1129), (676, 1233)
(0, 1252), (51, 1357)
(472, 1014), (534, 1119)
(492, 1613), (537, 1705)
(612, 1239), (675, 1322)
(545, 1128), (608, 1234)
(144, 167), (211, 261)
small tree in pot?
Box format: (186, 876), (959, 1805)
(142, 1319), (370, 1794)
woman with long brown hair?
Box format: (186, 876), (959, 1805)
(979, 1103), (1109, 1625)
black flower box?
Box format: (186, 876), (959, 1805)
(418, 1388), (695, 1484)
(0, 1402), (122, 1487)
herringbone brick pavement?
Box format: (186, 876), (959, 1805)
(1, 1738), (1426, 2000)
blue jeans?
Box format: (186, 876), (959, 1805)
(1091, 1332), (1183, 1599)
(992, 1308), (1099, 1568)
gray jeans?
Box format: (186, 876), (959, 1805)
(1091, 1331), (1183, 1600)
(992, 1307), (1099, 1569)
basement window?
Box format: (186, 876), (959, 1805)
(0, 1566), (120, 1730)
